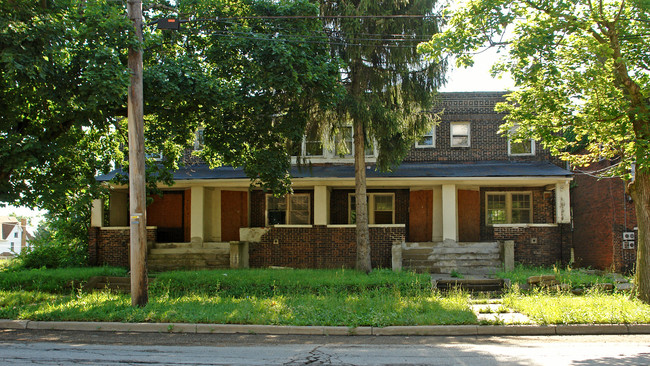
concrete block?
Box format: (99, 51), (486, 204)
(392, 243), (402, 272)
(0, 319), (29, 329)
(627, 324), (650, 334)
(372, 325), (477, 336)
(477, 325), (556, 336)
(556, 324), (628, 335)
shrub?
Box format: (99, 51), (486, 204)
(14, 241), (87, 270)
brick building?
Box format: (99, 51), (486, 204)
(89, 92), (573, 272)
(571, 159), (637, 273)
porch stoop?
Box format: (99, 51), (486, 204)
(148, 242), (230, 271)
(402, 241), (502, 276)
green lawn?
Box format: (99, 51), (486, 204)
(0, 266), (649, 326)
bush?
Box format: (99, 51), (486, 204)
(14, 240), (87, 269)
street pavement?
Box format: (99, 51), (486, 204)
(1, 329), (650, 365)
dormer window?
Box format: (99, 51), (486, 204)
(334, 126), (353, 157)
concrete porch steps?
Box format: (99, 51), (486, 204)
(403, 241), (502, 276)
(148, 242), (230, 272)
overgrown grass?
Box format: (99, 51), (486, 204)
(496, 264), (613, 287)
(503, 287), (650, 324)
(0, 289), (475, 327)
(0, 267), (128, 293)
(150, 269), (431, 297)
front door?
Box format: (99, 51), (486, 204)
(458, 189), (480, 242)
(221, 190), (248, 241)
(409, 190), (433, 242)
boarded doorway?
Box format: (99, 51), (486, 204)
(458, 190), (480, 242)
(221, 191), (248, 242)
(409, 190), (433, 242)
(147, 191), (186, 242)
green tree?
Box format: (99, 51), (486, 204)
(2, 0), (342, 236)
(419, 0), (650, 301)
(319, 0), (446, 272)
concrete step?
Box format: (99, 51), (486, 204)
(429, 247), (500, 255)
(154, 242), (193, 249)
(149, 247), (229, 255)
(427, 253), (501, 261)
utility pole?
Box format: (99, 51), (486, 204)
(127, 0), (148, 306)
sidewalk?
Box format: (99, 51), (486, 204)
(2, 319), (650, 336)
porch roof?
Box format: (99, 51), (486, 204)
(96, 161), (571, 181)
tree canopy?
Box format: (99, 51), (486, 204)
(1, 0), (343, 208)
(419, 0), (650, 301)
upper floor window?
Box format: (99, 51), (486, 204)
(304, 128), (324, 157)
(14, 232), (18, 238)
(450, 122), (470, 147)
(10, 242), (14, 251)
(508, 125), (535, 156)
(416, 127), (435, 148)
(486, 192), (532, 225)
(145, 150), (163, 161)
(334, 126), (353, 157)
(194, 128), (205, 151)
(266, 194), (310, 226)
(348, 193), (395, 224)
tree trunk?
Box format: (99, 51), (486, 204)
(632, 168), (650, 303)
(354, 119), (371, 273)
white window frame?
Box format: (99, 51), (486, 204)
(290, 126), (377, 159)
(508, 125), (535, 156)
(348, 193), (395, 224)
(416, 126), (436, 148)
(485, 192), (533, 225)
(450, 122), (471, 147)
(265, 194), (311, 226)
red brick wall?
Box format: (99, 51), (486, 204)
(404, 92), (558, 164)
(88, 227), (157, 267)
(249, 225), (405, 269)
(494, 224), (571, 266)
(571, 160), (637, 271)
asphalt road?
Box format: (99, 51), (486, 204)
(1, 329), (650, 365)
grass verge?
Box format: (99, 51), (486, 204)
(496, 264), (614, 287)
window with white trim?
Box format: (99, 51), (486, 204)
(304, 128), (324, 157)
(486, 192), (532, 225)
(416, 126), (435, 148)
(450, 122), (470, 147)
(508, 125), (535, 156)
(266, 194), (310, 225)
(348, 193), (395, 224)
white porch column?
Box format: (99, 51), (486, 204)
(442, 184), (458, 242)
(555, 181), (571, 224)
(432, 186), (443, 242)
(314, 185), (329, 225)
(191, 186), (204, 245)
(90, 199), (104, 227)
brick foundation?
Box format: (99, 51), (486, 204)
(494, 224), (572, 266)
(249, 225), (405, 269)
(88, 227), (157, 267)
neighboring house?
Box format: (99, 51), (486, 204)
(0, 217), (31, 257)
(571, 159), (637, 273)
(89, 92), (573, 273)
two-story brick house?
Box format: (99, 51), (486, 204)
(89, 92), (573, 273)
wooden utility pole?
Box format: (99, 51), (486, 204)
(127, 0), (148, 306)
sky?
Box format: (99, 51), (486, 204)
(0, 49), (514, 228)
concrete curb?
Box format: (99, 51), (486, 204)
(2, 320), (649, 336)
